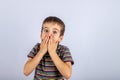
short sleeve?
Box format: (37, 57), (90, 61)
(27, 43), (40, 58)
(62, 46), (74, 65)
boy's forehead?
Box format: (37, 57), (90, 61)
(43, 22), (61, 30)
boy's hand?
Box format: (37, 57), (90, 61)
(39, 35), (49, 55)
(48, 35), (58, 54)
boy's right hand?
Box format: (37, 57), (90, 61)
(39, 35), (49, 55)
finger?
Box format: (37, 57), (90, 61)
(49, 35), (52, 45)
(50, 35), (54, 43)
(42, 35), (47, 44)
(45, 35), (49, 44)
(52, 35), (55, 43)
(56, 40), (59, 44)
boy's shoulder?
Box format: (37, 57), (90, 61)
(58, 44), (70, 50)
(34, 43), (40, 48)
(35, 43), (40, 46)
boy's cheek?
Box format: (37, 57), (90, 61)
(54, 37), (60, 42)
(41, 34), (45, 41)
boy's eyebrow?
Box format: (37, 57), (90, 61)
(43, 27), (48, 29)
(53, 28), (60, 31)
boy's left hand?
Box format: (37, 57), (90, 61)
(48, 35), (58, 54)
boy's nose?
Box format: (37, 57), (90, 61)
(47, 32), (53, 37)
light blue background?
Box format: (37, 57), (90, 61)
(0, 0), (120, 80)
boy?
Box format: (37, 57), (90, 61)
(24, 16), (74, 80)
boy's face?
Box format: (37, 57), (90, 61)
(41, 22), (63, 42)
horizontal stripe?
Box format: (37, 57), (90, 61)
(38, 62), (55, 67)
(36, 72), (62, 77)
(27, 55), (33, 58)
(63, 55), (71, 58)
(36, 68), (58, 72)
(35, 75), (63, 80)
(36, 74), (61, 77)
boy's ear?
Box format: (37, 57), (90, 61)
(58, 36), (63, 42)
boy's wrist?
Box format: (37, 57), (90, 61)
(38, 50), (46, 56)
(48, 50), (56, 54)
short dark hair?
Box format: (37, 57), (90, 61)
(42, 16), (65, 36)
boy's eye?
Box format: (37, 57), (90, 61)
(53, 31), (57, 34)
(44, 29), (48, 33)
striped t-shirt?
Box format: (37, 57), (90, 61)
(27, 43), (74, 80)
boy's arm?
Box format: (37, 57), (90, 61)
(49, 51), (72, 79)
(24, 35), (49, 76)
(48, 36), (72, 79)
(23, 51), (44, 76)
